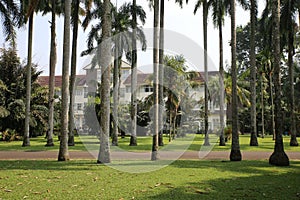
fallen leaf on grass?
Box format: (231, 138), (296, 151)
(195, 189), (208, 194)
(155, 183), (161, 187)
(33, 192), (41, 195)
(4, 189), (12, 192)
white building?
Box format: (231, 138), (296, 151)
(39, 62), (226, 133)
(38, 75), (88, 130)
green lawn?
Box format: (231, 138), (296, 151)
(0, 134), (299, 152)
(0, 159), (299, 199)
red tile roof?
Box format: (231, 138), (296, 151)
(38, 75), (86, 88)
(123, 73), (152, 85)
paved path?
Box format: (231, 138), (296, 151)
(0, 150), (299, 160)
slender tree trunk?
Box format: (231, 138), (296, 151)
(58, 0), (71, 161)
(112, 41), (119, 146)
(158, 0), (164, 146)
(219, 20), (226, 146)
(151, 0), (160, 161)
(269, 0), (289, 166)
(260, 74), (265, 138)
(68, 0), (80, 147)
(249, 0), (258, 146)
(288, 44), (298, 146)
(288, 3), (298, 146)
(269, 72), (276, 140)
(130, 0), (138, 146)
(23, 12), (34, 147)
(229, 0), (242, 161)
(203, 0), (210, 146)
(97, 0), (111, 164)
(46, 0), (56, 147)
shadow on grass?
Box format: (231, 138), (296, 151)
(146, 172), (300, 200)
(0, 160), (100, 171)
(146, 160), (300, 200)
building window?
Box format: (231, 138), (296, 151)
(76, 89), (83, 96)
(120, 88), (125, 98)
(77, 103), (82, 111)
(126, 86), (131, 93)
(144, 85), (153, 93)
(84, 87), (88, 98)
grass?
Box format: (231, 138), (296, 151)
(0, 159), (299, 199)
(0, 134), (300, 153)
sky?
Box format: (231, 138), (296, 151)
(0, 0), (266, 76)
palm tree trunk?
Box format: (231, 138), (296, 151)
(269, 72), (276, 140)
(22, 12), (34, 147)
(58, 0), (71, 161)
(260, 74), (265, 138)
(269, 0), (289, 166)
(158, 0), (165, 147)
(218, 19), (225, 146)
(97, 0), (111, 164)
(229, 0), (242, 161)
(249, 0), (258, 146)
(68, 0), (80, 147)
(130, 0), (138, 146)
(288, 28), (298, 146)
(203, 0), (210, 146)
(46, 0), (56, 147)
(151, 0), (160, 161)
(112, 41), (119, 146)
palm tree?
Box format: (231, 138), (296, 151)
(210, 0), (226, 146)
(151, 0), (160, 161)
(129, 0), (138, 146)
(45, 0), (62, 147)
(0, 0), (19, 48)
(22, 0), (42, 147)
(97, 0), (112, 164)
(281, 0), (299, 146)
(229, 0), (242, 161)
(249, 0), (258, 146)
(269, 0), (289, 166)
(194, 0), (210, 146)
(68, 0), (81, 146)
(57, 0), (71, 161)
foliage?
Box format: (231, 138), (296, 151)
(0, 48), (48, 139)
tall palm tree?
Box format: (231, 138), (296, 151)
(22, 0), (42, 147)
(158, 0), (165, 146)
(194, 0), (210, 146)
(249, 0), (258, 146)
(97, 0), (112, 164)
(229, 0), (242, 161)
(210, 0), (226, 146)
(151, 0), (160, 161)
(269, 0), (289, 166)
(130, 0), (138, 146)
(281, 0), (299, 146)
(45, 0), (62, 147)
(57, 0), (71, 161)
(0, 0), (19, 48)
(68, 0), (81, 146)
